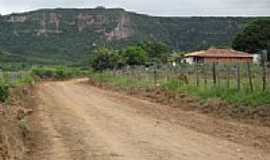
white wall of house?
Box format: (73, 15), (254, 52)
(183, 55), (259, 64)
(182, 57), (194, 64)
(252, 54), (261, 64)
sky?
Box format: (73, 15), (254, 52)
(0, 0), (269, 16)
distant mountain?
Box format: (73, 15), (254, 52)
(0, 8), (255, 65)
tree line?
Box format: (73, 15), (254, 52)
(90, 18), (270, 71)
(90, 41), (172, 71)
(232, 18), (270, 60)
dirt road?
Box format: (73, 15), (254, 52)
(29, 79), (270, 160)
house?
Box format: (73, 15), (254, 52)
(183, 49), (254, 64)
(252, 54), (261, 64)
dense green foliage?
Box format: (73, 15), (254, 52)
(90, 48), (122, 71)
(31, 67), (88, 80)
(90, 47), (147, 71)
(139, 41), (171, 63)
(0, 49), (68, 71)
(123, 46), (148, 66)
(90, 41), (171, 71)
(232, 18), (270, 53)
(0, 81), (9, 102)
(0, 8), (254, 65)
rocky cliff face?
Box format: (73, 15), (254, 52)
(2, 9), (134, 40)
(0, 8), (254, 64)
(105, 14), (133, 41)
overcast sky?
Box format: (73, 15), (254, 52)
(0, 0), (269, 16)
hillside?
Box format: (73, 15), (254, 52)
(0, 8), (253, 65)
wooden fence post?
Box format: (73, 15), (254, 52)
(154, 69), (157, 87)
(262, 51), (267, 91)
(217, 65), (220, 88)
(203, 64), (208, 86)
(247, 63), (254, 92)
(226, 64), (230, 89)
(196, 62), (200, 87)
(212, 63), (217, 87)
(236, 64), (241, 91)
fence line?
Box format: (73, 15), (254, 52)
(0, 71), (29, 83)
(108, 63), (269, 92)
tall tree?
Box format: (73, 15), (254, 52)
(232, 18), (270, 53)
(90, 48), (121, 71)
(123, 46), (148, 66)
(140, 41), (171, 63)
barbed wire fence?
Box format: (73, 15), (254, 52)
(0, 71), (29, 84)
(106, 62), (269, 92)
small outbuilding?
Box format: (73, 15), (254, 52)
(184, 49), (253, 64)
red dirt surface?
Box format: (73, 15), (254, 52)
(27, 79), (270, 160)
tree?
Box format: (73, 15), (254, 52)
(140, 41), (171, 63)
(123, 46), (148, 66)
(90, 48), (121, 71)
(90, 41), (171, 71)
(232, 18), (270, 53)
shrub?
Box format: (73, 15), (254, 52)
(31, 67), (55, 79)
(31, 67), (87, 80)
(90, 48), (123, 71)
(54, 67), (69, 80)
(0, 82), (9, 102)
(15, 73), (35, 86)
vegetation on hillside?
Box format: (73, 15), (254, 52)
(90, 41), (171, 71)
(0, 9), (269, 109)
(0, 8), (253, 65)
(232, 18), (270, 55)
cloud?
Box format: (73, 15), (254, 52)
(0, 0), (269, 16)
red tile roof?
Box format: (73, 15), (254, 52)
(186, 49), (253, 58)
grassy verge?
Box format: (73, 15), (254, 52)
(0, 66), (89, 103)
(160, 80), (270, 106)
(0, 72), (35, 102)
(89, 71), (153, 90)
(89, 71), (270, 107)
(31, 66), (89, 80)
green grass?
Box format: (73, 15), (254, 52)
(90, 71), (270, 107)
(0, 72), (35, 102)
(160, 80), (270, 106)
(0, 66), (89, 102)
(90, 71), (153, 90)
(0, 81), (9, 102)
(31, 66), (89, 80)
